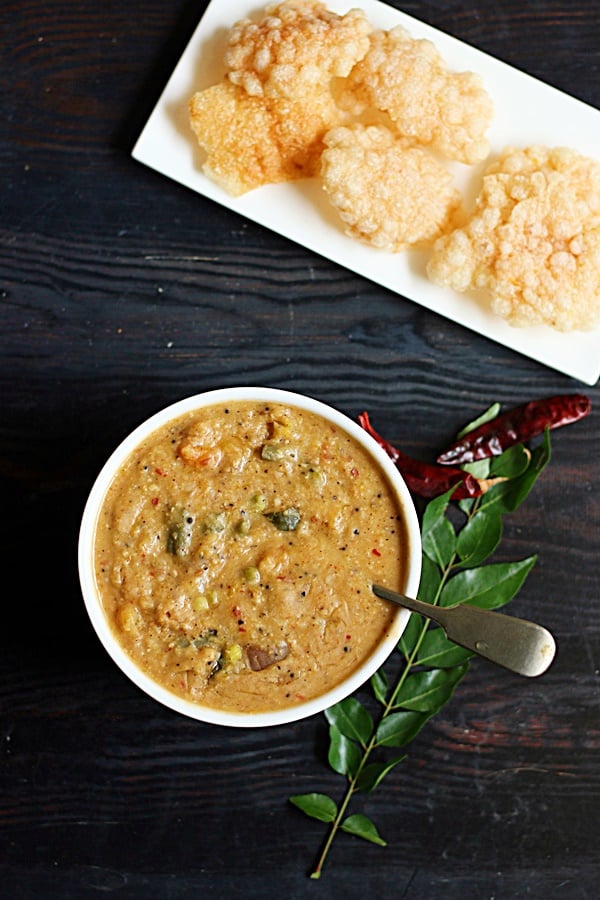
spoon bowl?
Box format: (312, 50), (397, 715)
(373, 585), (556, 677)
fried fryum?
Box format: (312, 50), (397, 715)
(189, 81), (337, 195)
(189, 83), (289, 196)
(340, 27), (493, 165)
(224, 0), (371, 98)
(187, 3), (600, 333)
(188, 2), (493, 209)
(189, 1), (371, 194)
(321, 125), (462, 252)
(427, 146), (600, 331)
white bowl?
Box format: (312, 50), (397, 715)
(78, 387), (422, 727)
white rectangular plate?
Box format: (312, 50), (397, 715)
(132, 0), (600, 385)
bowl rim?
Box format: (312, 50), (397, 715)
(78, 386), (422, 727)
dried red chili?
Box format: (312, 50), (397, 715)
(358, 411), (483, 500)
(437, 394), (591, 465)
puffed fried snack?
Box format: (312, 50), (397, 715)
(189, 1), (371, 194)
(189, 82), (293, 196)
(341, 27), (493, 164)
(224, 0), (371, 98)
(321, 124), (462, 251)
(427, 146), (600, 331)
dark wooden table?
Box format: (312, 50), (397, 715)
(2, 1), (598, 896)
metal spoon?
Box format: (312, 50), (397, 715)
(372, 585), (556, 677)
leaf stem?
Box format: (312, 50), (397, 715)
(310, 582), (446, 877)
(310, 764), (359, 878)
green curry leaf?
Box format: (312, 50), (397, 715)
(417, 553), (442, 604)
(392, 665), (469, 713)
(489, 443), (531, 479)
(456, 509), (503, 568)
(326, 698), (373, 747)
(416, 627), (474, 668)
(498, 429), (552, 512)
(289, 793), (337, 823)
(440, 557), (537, 610)
(475, 431), (551, 515)
(355, 755), (407, 793)
(421, 487), (454, 539)
(456, 403), (501, 438)
(463, 457), (491, 479)
(375, 710), (431, 748)
(422, 515), (456, 568)
(398, 611), (425, 660)
(328, 725), (361, 779)
(370, 669), (389, 705)
(341, 814), (387, 846)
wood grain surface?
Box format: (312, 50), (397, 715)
(1, 1), (598, 896)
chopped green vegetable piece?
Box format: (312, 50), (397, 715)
(223, 643), (243, 665)
(192, 628), (218, 649)
(261, 442), (285, 460)
(302, 464), (326, 489)
(167, 508), (195, 556)
(193, 591), (219, 612)
(264, 507), (301, 531)
(249, 493), (267, 512)
(243, 566), (261, 584)
(237, 516), (251, 535)
(203, 511), (226, 533)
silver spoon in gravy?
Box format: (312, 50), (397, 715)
(373, 585), (556, 677)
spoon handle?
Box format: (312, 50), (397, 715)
(372, 585), (556, 678)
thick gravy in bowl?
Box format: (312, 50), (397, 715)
(79, 388), (421, 726)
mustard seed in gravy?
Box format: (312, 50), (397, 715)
(94, 401), (408, 713)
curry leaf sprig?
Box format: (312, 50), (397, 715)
(290, 406), (552, 879)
